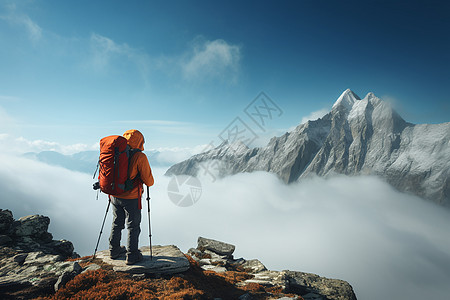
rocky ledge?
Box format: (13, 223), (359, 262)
(188, 237), (357, 300)
(95, 245), (191, 275)
(0, 209), (357, 299)
(0, 209), (81, 298)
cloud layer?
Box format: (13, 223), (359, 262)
(1, 153), (449, 300)
(0, 134), (98, 155)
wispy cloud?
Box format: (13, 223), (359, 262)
(88, 33), (151, 82)
(0, 4), (42, 42)
(89, 33), (134, 70)
(300, 107), (329, 124)
(181, 38), (241, 82)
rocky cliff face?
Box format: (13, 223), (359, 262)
(0, 209), (358, 299)
(166, 89), (450, 206)
(0, 209), (81, 298)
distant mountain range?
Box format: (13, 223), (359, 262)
(23, 149), (169, 175)
(23, 151), (99, 174)
(166, 89), (450, 206)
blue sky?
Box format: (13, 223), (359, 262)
(0, 0), (449, 153)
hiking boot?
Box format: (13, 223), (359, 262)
(126, 251), (143, 265)
(110, 246), (126, 259)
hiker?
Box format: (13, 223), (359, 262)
(109, 129), (154, 265)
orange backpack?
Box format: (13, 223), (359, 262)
(93, 135), (140, 195)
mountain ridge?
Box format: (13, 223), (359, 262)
(166, 89), (450, 206)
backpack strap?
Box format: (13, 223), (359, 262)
(122, 149), (142, 191)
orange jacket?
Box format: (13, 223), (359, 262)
(116, 130), (154, 203)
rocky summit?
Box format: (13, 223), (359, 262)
(0, 209), (80, 298)
(188, 237), (357, 300)
(166, 89), (450, 206)
(0, 210), (358, 299)
(95, 245), (190, 275)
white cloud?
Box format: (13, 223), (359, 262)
(88, 33), (150, 80)
(0, 5), (42, 42)
(20, 13), (42, 41)
(1, 153), (450, 300)
(182, 39), (241, 82)
(89, 33), (132, 70)
(300, 108), (329, 124)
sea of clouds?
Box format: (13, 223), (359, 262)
(1, 152), (450, 300)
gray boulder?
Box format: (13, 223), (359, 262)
(0, 235), (12, 246)
(0, 209), (14, 234)
(240, 259), (267, 273)
(0, 251), (81, 291)
(95, 245), (190, 275)
(284, 270), (357, 300)
(197, 236), (236, 256)
(1, 211), (77, 258)
(15, 215), (50, 239)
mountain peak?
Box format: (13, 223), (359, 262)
(332, 89), (361, 112)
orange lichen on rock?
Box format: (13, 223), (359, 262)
(35, 254), (302, 300)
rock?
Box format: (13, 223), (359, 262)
(187, 237), (357, 299)
(14, 215), (50, 238)
(54, 272), (73, 291)
(0, 211), (75, 259)
(302, 293), (325, 300)
(82, 263), (101, 273)
(201, 265), (228, 273)
(203, 249), (230, 261)
(238, 292), (253, 300)
(197, 237), (235, 256)
(0, 234), (12, 245)
(243, 270), (287, 288)
(187, 247), (202, 257)
(15, 235), (40, 248)
(0, 250), (81, 289)
(24, 252), (62, 265)
(95, 245), (190, 275)
(284, 271), (357, 300)
(47, 239), (75, 257)
(0, 209), (14, 234)
(241, 259), (267, 273)
(198, 258), (212, 266)
(13, 253), (27, 265)
(132, 273), (146, 280)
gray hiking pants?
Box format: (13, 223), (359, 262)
(109, 197), (141, 254)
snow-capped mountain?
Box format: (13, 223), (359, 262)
(166, 89), (450, 206)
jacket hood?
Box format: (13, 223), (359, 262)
(123, 129), (145, 151)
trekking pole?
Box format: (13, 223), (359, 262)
(146, 185), (153, 260)
(93, 198), (111, 259)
